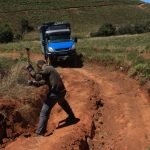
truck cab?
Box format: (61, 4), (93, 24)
(39, 22), (77, 65)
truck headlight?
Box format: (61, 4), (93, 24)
(48, 47), (54, 52)
(70, 44), (75, 50)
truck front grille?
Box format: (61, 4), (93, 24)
(55, 48), (69, 52)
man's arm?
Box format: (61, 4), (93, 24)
(28, 79), (46, 87)
(28, 73), (46, 87)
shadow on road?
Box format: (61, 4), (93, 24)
(56, 118), (80, 129)
(54, 54), (84, 68)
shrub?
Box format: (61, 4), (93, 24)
(98, 23), (116, 36)
(90, 21), (150, 37)
(0, 24), (14, 43)
(21, 18), (33, 35)
(116, 24), (136, 35)
(134, 23), (146, 34)
(90, 23), (116, 37)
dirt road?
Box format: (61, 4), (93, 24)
(0, 51), (150, 149)
(1, 61), (149, 150)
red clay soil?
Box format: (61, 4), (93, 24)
(1, 64), (149, 150)
(0, 51), (44, 61)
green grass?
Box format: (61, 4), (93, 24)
(0, 41), (41, 53)
(77, 33), (150, 81)
(78, 33), (150, 53)
(0, 0), (149, 37)
(0, 33), (149, 82)
(0, 0), (140, 12)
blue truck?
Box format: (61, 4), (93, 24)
(39, 22), (77, 66)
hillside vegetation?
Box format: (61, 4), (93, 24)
(0, 33), (149, 83)
(0, 0), (149, 83)
(0, 0), (150, 37)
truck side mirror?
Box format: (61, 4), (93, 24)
(74, 37), (78, 43)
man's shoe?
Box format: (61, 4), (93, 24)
(65, 116), (79, 123)
(44, 131), (54, 137)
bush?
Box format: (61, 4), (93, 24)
(134, 23), (146, 34)
(90, 21), (150, 37)
(90, 23), (116, 37)
(0, 24), (14, 43)
(116, 24), (136, 35)
(21, 18), (33, 35)
(98, 23), (116, 36)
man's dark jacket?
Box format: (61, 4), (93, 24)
(31, 64), (66, 94)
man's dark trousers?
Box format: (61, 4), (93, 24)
(36, 91), (75, 135)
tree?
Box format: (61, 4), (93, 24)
(0, 24), (14, 43)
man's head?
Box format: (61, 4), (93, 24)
(36, 60), (46, 69)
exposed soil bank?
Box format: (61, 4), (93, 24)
(0, 86), (48, 148)
(3, 66), (101, 150)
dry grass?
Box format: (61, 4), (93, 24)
(0, 62), (35, 99)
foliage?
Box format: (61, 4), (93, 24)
(20, 18), (34, 35)
(91, 21), (150, 37)
(117, 22), (150, 35)
(116, 24), (136, 35)
(0, 32), (150, 83)
(0, 0), (149, 38)
(77, 33), (150, 82)
(0, 24), (14, 43)
(91, 23), (116, 37)
(0, 41), (41, 53)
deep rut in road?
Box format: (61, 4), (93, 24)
(2, 64), (150, 150)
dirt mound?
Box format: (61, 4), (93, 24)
(0, 86), (48, 148)
(0, 51), (44, 62)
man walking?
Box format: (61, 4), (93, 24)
(26, 60), (77, 136)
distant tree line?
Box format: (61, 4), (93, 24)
(0, 18), (33, 43)
(90, 21), (150, 37)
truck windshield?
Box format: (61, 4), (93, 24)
(47, 33), (70, 42)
